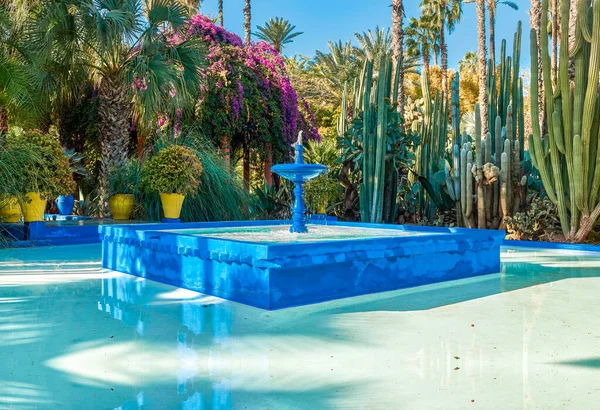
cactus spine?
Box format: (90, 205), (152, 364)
(529, 0), (600, 242)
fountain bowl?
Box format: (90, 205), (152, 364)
(271, 164), (328, 181)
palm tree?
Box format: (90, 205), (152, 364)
(487, 1), (518, 67)
(29, 0), (203, 210)
(404, 15), (438, 74)
(464, 0), (518, 67)
(392, 0), (405, 114)
(219, 0), (223, 27)
(0, 6), (41, 134)
(475, 0), (488, 133)
(182, 0), (200, 15)
(420, 0), (462, 96)
(354, 27), (392, 66)
(254, 17), (303, 53)
(354, 26), (420, 75)
(459, 51), (477, 74)
(244, 0), (251, 44)
(312, 40), (359, 102)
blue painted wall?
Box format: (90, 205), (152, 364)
(101, 221), (504, 310)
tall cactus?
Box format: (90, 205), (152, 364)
(339, 55), (403, 224)
(412, 69), (453, 222)
(413, 22), (527, 229)
(529, 0), (600, 242)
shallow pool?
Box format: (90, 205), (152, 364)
(164, 224), (440, 243)
(0, 244), (599, 409)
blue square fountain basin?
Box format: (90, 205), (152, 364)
(100, 221), (504, 310)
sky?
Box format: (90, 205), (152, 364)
(200, 0), (533, 70)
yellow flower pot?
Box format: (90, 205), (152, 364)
(109, 194), (135, 220)
(0, 196), (22, 223)
(160, 193), (185, 219)
(21, 192), (47, 222)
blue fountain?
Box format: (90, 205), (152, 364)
(101, 134), (504, 310)
(271, 132), (328, 233)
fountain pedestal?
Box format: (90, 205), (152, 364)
(271, 142), (327, 233)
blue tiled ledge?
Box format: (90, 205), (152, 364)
(503, 239), (600, 253)
(100, 220), (505, 310)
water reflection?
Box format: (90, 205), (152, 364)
(0, 245), (599, 409)
(99, 276), (234, 409)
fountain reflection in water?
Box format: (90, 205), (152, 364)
(271, 131), (328, 233)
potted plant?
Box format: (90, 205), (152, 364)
(141, 145), (203, 220)
(55, 149), (87, 215)
(5, 131), (75, 222)
(0, 195), (22, 223)
(107, 158), (142, 220)
(0, 140), (36, 223)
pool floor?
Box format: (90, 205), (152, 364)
(0, 244), (599, 409)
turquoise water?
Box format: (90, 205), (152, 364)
(166, 225), (439, 243)
(0, 244), (599, 409)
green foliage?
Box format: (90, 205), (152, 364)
(253, 182), (292, 220)
(413, 23), (527, 229)
(302, 138), (340, 174)
(254, 17), (303, 53)
(0, 7), (42, 130)
(506, 196), (559, 241)
(4, 130), (75, 196)
(0, 136), (44, 198)
(138, 136), (252, 222)
(528, 0), (600, 242)
(141, 145), (203, 196)
(107, 158), (143, 197)
(28, 0), (203, 121)
(338, 56), (418, 223)
(304, 175), (343, 214)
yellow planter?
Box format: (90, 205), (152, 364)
(109, 194), (135, 220)
(160, 193), (185, 219)
(0, 196), (22, 223)
(21, 192), (47, 222)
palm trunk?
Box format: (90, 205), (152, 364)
(488, 0), (497, 68)
(568, 0), (577, 81)
(440, 20), (448, 97)
(219, 0), (224, 27)
(568, 0), (577, 49)
(221, 135), (230, 167)
(392, 0), (405, 115)
(0, 107), (8, 135)
(98, 75), (131, 215)
(476, 0), (488, 134)
(243, 144), (250, 191)
(243, 0), (251, 44)
(551, 0), (558, 82)
(265, 143), (273, 187)
(423, 52), (431, 74)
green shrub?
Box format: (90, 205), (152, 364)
(506, 197), (560, 241)
(4, 130), (75, 196)
(136, 138), (253, 222)
(304, 174), (342, 214)
(107, 158), (143, 196)
(141, 145), (203, 196)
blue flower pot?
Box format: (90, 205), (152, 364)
(56, 195), (75, 216)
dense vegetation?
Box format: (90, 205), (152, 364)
(0, 0), (597, 243)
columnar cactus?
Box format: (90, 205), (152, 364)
(529, 0), (600, 242)
(338, 55), (403, 224)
